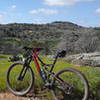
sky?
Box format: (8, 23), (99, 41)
(0, 0), (100, 27)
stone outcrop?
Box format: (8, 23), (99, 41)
(65, 52), (100, 66)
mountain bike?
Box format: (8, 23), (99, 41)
(6, 46), (89, 100)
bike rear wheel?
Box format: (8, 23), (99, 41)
(51, 68), (89, 100)
(6, 61), (34, 96)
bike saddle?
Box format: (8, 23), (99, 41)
(58, 50), (66, 57)
(23, 46), (43, 52)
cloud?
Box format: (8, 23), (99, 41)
(44, 0), (95, 6)
(29, 8), (58, 15)
(11, 5), (16, 9)
(32, 18), (48, 24)
(96, 8), (100, 13)
(0, 11), (7, 15)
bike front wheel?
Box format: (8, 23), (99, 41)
(6, 61), (34, 96)
(51, 68), (89, 100)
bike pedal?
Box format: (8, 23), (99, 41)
(41, 82), (51, 90)
(41, 86), (46, 90)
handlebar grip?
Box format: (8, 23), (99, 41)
(23, 46), (32, 50)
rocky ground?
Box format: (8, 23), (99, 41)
(0, 93), (48, 100)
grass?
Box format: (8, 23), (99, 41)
(0, 54), (100, 99)
(0, 54), (12, 91)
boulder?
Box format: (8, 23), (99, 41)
(65, 52), (100, 66)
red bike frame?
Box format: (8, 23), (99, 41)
(22, 46), (59, 82)
(32, 51), (41, 73)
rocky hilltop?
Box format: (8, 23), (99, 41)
(0, 21), (100, 54)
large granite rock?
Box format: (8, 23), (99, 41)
(65, 52), (100, 66)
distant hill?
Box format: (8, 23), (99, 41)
(0, 21), (100, 54)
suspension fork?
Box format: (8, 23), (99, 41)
(17, 65), (29, 81)
(17, 57), (32, 81)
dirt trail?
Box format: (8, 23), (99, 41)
(0, 93), (45, 100)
